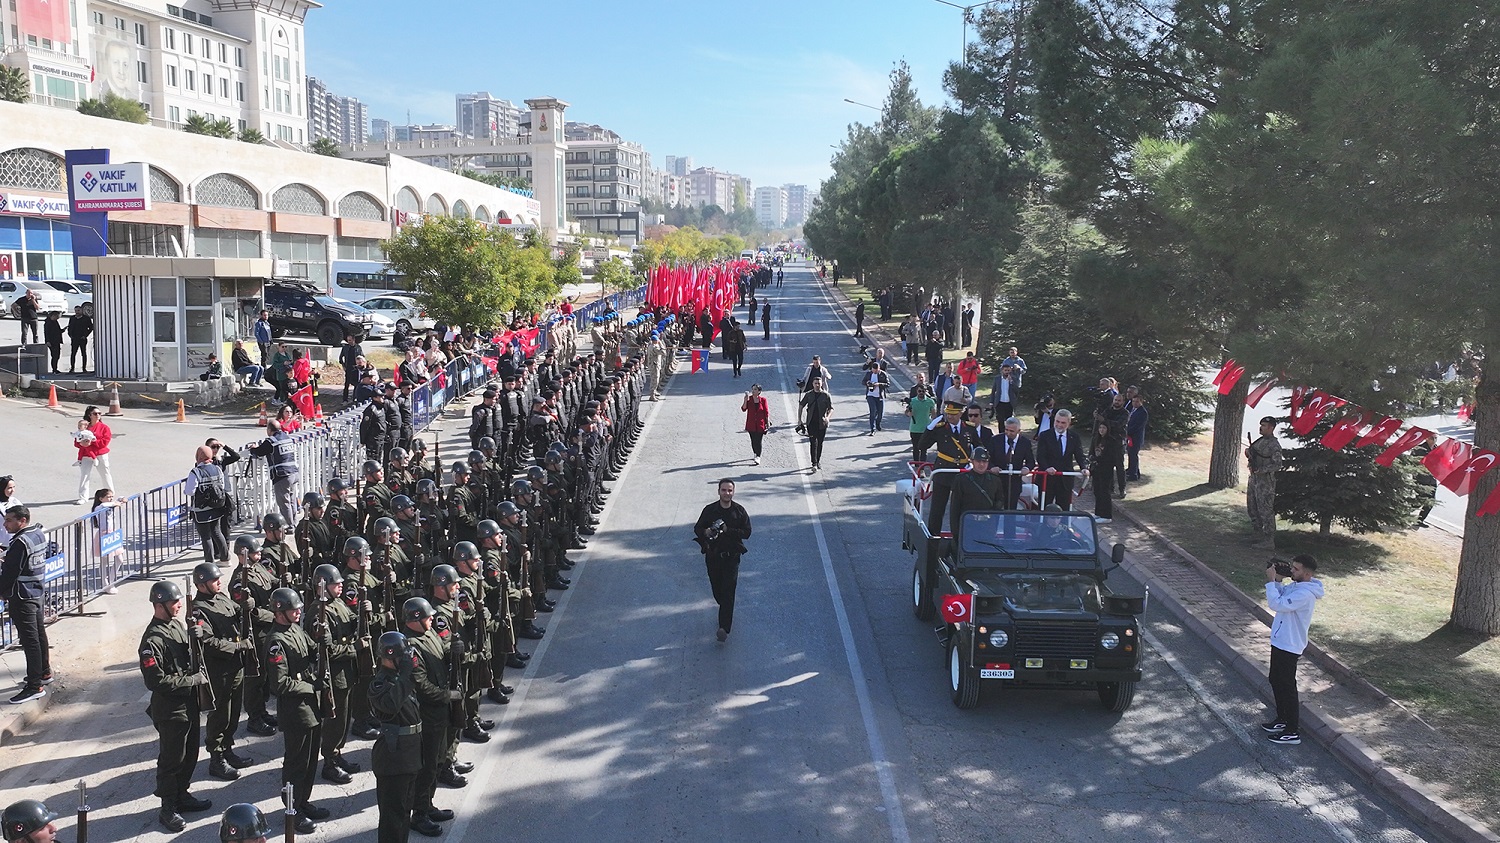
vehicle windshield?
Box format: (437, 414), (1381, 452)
(316, 295), (358, 309)
(960, 512), (1097, 563)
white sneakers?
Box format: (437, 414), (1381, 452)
(752, 457), (761, 465)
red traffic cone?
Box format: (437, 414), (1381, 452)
(106, 383), (124, 416)
(175, 398), (186, 422)
(256, 402), (268, 427)
(46, 384), (59, 408)
(314, 403), (324, 425)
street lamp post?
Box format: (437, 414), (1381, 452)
(930, 0), (1007, 71)
(842, 98), (881, 112)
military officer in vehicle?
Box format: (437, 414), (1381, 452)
(191, 562), (255, 782)
(370, 630), (426, 842)
(264, 587), (329, 834)
(948, 447), (1008, 537)
(401, 597), (458, 837)
(139, 580), (213, 832)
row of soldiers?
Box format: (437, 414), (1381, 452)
(134, 348), (653, 841)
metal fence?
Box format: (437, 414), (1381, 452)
(0, 285), (649, 647)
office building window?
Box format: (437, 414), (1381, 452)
(91, 11), (104, 25)
(184, 69), (194, 91)
(184, 33), (193, 54)
(166, 65), (177, 87)
(168, 105), (180, 123)
(114, 16), (126, 30)
(236, 81), (244, 102)
(235, 48), (244, 68)
(220, 78), (228, 98)
(219, 43), (227, 64)
(164, 28), (175, 50)
(137, 61), (148, 83)
(193, 228), (261, 259)
(136, 22), (148, 46)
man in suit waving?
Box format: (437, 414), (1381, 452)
(993, 417), (1037, 509)
(1035, 409), (1089, 510)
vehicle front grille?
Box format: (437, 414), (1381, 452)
(1013, 621), (1096, 658)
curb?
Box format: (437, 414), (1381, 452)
(815, 284), (1500, 843)
(0, 679), (57, 746)
(1114, 506), (1499, 843)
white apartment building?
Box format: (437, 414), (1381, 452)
(754, 185), (787, 229)
(308, 76), (367, 144)
(645, 169), (682, 207)
(0, 0), (318, 142)
(784, 183), (812, 226)
(663, 155), (692, 177)
(562, 122), (644, 244)
(456, 92), (521, 141)
(687, 166), (737, 211)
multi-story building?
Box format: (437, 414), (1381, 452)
(754, 185), (787, 229)
(663, 155), (693, 177)
(333, 94), (367, 144)
(734, 176), (752, 211)
(370, 117), (391, 142)
(456, 92), (520, 141)
(644, 169), (682, 208)
(687, 166), (736, 211)
(784, 183), (812, 226)
(0, 0), (319, 141)
(308, 78), (367, 145)
(561, 121), (644, 244)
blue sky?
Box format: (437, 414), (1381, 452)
(305, 0), (967, 191)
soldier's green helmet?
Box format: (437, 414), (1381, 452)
(373, 517), (398, 536)
(430, 564), (460, 587)
(149, 581), (183, 604)
(269, 587), (303, 613)
(391, 494), (414, 512)
(261, 512), (288, 532)
(476, 520), (501, 539)
(313, 564), (343, 587)
(378, 630), (411, 662)
(233, 535), (262, 556)
(362, 459), (382, 476)
(301, 492), (328, 509)
(343, 536), (371, 557)
(2, 799), (59, 843)
(219, 803), (269, 843)
(452, 542), (480, 562)
(496, 501), (520, 519)
(192, 562), (222, 585)
(403, 597), (435, 621)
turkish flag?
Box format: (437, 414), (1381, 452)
(1245, 378), (1280, 409)
(1423, 438), (1473, 486)
(1289, 390), (1346, 436)
(1443, 449), (1499, 496)
(1320, 409), (1370, 451)
(290, 384), (316, 419)
(1212, 359), (1236, 387)
(1288, 385), (1309, 419)
(1476, 480), (1500, 517)
(1355, 416), (1402, 449)
(18, 0), (69, 44)
(1375, 426), (1432, 467)
(939, 593), (974, 625)
(1217, 364), (1246, 396)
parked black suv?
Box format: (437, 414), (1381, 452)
(261, 280), (382, 346)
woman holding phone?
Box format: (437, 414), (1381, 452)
(741, 384), (770, 465)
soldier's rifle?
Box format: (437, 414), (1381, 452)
(354, 571), (374, 678)
(448, 633), (467, 726)
(183, 574), (216, 711)
(376, 541), (396, 630)
(470, 569), (493, 689)
(232, 559), (261, 679)
(313, 582), (337, 720)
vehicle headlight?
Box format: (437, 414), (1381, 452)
(987, 630), (1009, 648)
(1100, 632), (1120, 650)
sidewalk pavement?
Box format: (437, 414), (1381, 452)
(819, 278), (1498, 843)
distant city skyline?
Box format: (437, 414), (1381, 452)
(304, 0), (966, 193)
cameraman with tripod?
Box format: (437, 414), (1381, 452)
(693, 479), (752, 643)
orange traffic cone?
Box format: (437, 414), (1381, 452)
(46, 384), (58, 408)
(314, 403), (324, 425)
(256, 402), (268, 427)
(175, 398), (186, 422)
(106, 383), (124, 416)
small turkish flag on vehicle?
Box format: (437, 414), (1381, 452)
(939, 594), (973, 625)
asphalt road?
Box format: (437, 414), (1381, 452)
(0, 263), (1433, 842)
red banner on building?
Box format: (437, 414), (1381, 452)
(18, 0), (70, 44)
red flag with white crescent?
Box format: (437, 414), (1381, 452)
(1443, 449), (1498, 496)
(1375, 426), (1431, 467)
(1422, 438), (1473, 486)
(939, 593), (974, 625)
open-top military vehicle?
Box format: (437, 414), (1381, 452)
(901, 468), (1146, 711)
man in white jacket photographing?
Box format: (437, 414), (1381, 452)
(1262, 554), (1325, 745)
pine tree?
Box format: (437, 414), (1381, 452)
(1274, 417), (1425, 537)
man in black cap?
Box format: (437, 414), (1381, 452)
(361, 391), (389, 463)
(469, 388), (498, 450)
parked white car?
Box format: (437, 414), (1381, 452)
(0, 279), (69, 317)
(359, 294), (435, 333)
(44, 280), (93, 317)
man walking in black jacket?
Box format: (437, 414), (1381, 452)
(693, 479), (752, 642)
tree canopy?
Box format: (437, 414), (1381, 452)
(382, 217), (557, 330)
(77, 92), (149, 124)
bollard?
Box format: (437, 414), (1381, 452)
(175, 398), (186, 422)
(257, 401), (268, 427)
(47, 383), (59, 408)
(75, 779), (89, 843)
(105, 382), (123, 416)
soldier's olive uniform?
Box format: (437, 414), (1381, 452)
(317, 597), (360, 765)
(403, 626), (450, 815)
(194, 589), (246, 758)
(430, 598), (465, 767)
(139, 616), (202, 809)
(447, 483), (480, 546)
(295, 516), (337, 573)
(261, 538), (302, 590)
(266, 619), (322, 808)
(369, 663), (423, 843)
(363, 482), (394, 534)
(232, 561), (278, 725)
(948, 470), (1007, 537)
(327, 499), (360, 546)
(342, 563), (383, 732)
(479, 545), (515, 682)
(1247, 435), (1284, 541)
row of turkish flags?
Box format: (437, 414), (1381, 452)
(644, 261), (753, 327)
(1216, 360), (1500, 516)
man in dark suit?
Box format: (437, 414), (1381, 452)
(1035, 409), (1089, 511)
(992, 417), (1037, 509)
(989, 364), (1018, 422)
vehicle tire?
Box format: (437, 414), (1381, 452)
(1097, 680), (1136, 712)
(396, 319), (411, 333)
(82, 302), (94, 318)
(317, 322), (344, 346)
(948, 637), (980, 710)
(912, 563), (934, 622)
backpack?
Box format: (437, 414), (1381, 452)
(191, 465), (227, 512)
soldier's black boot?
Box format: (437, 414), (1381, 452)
(437, 765), (468, 788)
(487, 686), (511, 704)
(506, 653), (528, 668)
(209, 753), (240, 781)
(461, 721), (491, 743)
(158, 803), (186, 833)
(177, 793), (212, 813)
(224, 748), (255, 769)
(411, 813), (443, 837)
(321, 760), (353, 784)
(334, 753), (361, 773)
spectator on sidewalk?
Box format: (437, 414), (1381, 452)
(1090, 419), (1124, 523)
(232, 340), (263, 387)
(338, 335), (363, 401)
(961, 303), (976, 348)
(1126, 395), (1149, 481)
(15, 290), (39, 345)
(75, 405), (115, 506)
(957, 352), (981, 394)
(186, 445), (231, 564)
(1262, 555), (1325, 746)
(1, 505), (51, 703)
(1002, 346), (1027, 389)
(990, 363), (1018, 422)
(253, 310), (273, 365)
(93, 489), (125, 593)
(198, 353), (224, 382)
(0, 476), (19, 548)
(42, 312), (63, 374)
(925, 327), (945, 382)
(67, 305), (93, 373)
(905, 379), (937, 462)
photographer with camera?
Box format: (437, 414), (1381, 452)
(1262, 554), (1324, 745)
(693, 479), (753, 643)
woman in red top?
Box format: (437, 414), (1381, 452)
(741, 384), (770, 465)
(290, 348), (313, 389)
(74, 405), (115, 505)
(275, 404), (302, 433)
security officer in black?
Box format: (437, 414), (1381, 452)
(383, 383), (403, 463)
(311, 564), (361, 784)
(265, 587), (328, 834)
(229, 535), (278, 737)
(497, 374), (526, 474)
(295, 492), (337, 573)
(139, 580), (212, 832)
(325, 478), (360, 546)
(370, 630), (426, 842)
(260, 511), (301, 590)
(401, 597), (457, 836)
(446, 461), (480, 546)
(192, 562), (255, 781)
(218, 802), (270, 843)
(395, 380), (416, 452)
(362, 460), (395, 535)
(469, 387), (498, 450)
(1, 799), (59, 843)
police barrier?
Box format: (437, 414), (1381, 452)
(0, 350), (504, 644)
